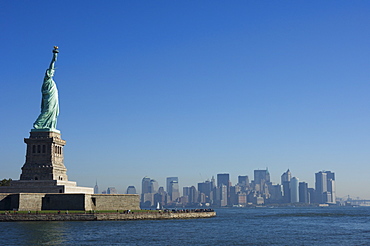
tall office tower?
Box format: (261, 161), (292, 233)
(199, 192), (206, 203)
(315, 171), (336, 204)
(154, 187), (167, 206)
(290, 177), (299, 203)
(150, 179), (159, 193)
(217, 173), (230, 187)
(269, 184), (282, 203)
(166, 177), (178, 193)
(299, 182), (309, 203)
(218, 184), (228, 207)
(211, 176), (216, 189)
(326, 171), (336, 203)
(141, 177), (153, 207)
(183, 187), (190, 197)
(210, 176), (216, 203)
(315, 171), (327, 203)
(189, 186), (198, 204)
(238, 175), (249, 189)
(281, 169), (291, 183)
(94, 181), (99, 194)
(217, 173), (230, 206)
(327, 178), (336, 203)
(142, 177), (151, 194)
(169, 180), (180, 202)
(307, 188), (315, 203)
(107, 187), (118, 194)
(253, 169), (270, 191)
(198, 181), (212, 203)
(281, 169), (292, 203)
(126, 185), (137, 194)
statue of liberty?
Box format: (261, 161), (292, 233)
(33, 46), (60, 132)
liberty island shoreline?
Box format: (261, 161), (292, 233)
(0, 209), (216, 222)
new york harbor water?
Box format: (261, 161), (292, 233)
(2, 207), (370, 245)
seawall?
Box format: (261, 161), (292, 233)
(0, 211), (216, 221)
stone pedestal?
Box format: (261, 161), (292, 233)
(20, 131), (68, 181)
(0, 130), (93, 195)
(3, 180), (93, 194)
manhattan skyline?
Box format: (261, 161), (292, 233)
(1, 1), (370, 199)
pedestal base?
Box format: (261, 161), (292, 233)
(0, 180), (93, 194)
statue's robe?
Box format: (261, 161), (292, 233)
(33, 68), (59, 130)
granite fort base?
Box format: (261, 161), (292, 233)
(0, 193), (140, 211)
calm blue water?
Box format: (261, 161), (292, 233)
(2, 207), (370, 245)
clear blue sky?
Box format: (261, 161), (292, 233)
(1, 1), (370, 198)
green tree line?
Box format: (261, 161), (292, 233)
(0, 178), (12, 186)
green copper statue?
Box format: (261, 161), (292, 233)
(33, 46), (60, 132)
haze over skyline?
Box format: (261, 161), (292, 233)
(1, 1), (370, 198)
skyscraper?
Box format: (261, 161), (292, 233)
(107, 187), (118, 194)
(141, 177), (156, 207)
(217, 173), (230, 206)
(238, 175), (249, 189)
(150, 179), (159, 194)
(218, 184), (228, 207)
(169, 180), (180, 202)
(166, 177), (178, 193)
(198, 180), (212, 203)
(315, 171), (336, 204)
(281, 169), (292, 203)
(269, 184), (282, 203)
(290, 177), (299, 203)
(94, 180), (99, 194)
(254, 169), (270, 194)
(217, 173), (230, 188)
(299, 182), (309, 203)
(126, 185), (137, 194)
(281, 169), (291, 183)
(142, 177), (151, 194)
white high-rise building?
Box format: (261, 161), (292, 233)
(315, 171), (335, 204)
(290, 177), (299, 203)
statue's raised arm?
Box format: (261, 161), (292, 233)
(49, 46), (59, 71)
(32, 46), (60, 133)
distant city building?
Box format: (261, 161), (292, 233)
(299, 182), (309, 203)
(198, 180), (212, 204)
(308, 188), (315, 203)
(166, 177), (178, 193)
(217, 173), (230, 206)
(94, 181), (99, 194)
(218, 184), (228, 207)
(126, 185), (137, 194)
(217, 173), (230, 188)
(142, 177), (151, 194)
(236, 191), (247, 206)
(188, 186), (198, 204)
(136, 169), (337, 207)
(281, 169), (292, 203)
(154, 186), (167, 207)
(281, 169), (292, 183)
(169, 180), (180, 202)
(315, 171), (336, 204)
(290, 177), (299, 203)
(230, 185), (241, 206)
(107, 187), (118, 194)
(269, 184), (282, 203)
(254, 169), (270, 194)
(238, 175), (249, 189)
(141, 177), (158, 207)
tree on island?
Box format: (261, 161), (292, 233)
(0, 178), (12, 186)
